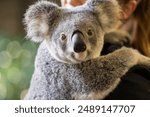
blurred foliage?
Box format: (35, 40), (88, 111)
(0, 33), (38, 100)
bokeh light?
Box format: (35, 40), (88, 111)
(0, 37), (10, 50)
(7, 67), (23, 85)
(7, 41), (23, 59)
(20, 49), (33, 68)
(0, 83), (7, 100)
(0, 35), (38, 99)
(0, 72), (2, 81)
(20, 89), (28, 100)
(0, 51), (12, 69)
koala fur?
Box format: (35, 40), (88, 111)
(24, 0), (150, 100)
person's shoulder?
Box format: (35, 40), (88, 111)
(128, 65), (150, 81)
(105, 65), (150, 100)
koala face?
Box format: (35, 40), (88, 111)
(46, 10), (104, 63)
(24, 0), (120, 64)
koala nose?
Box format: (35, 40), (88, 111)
(72, 31), (86, 53)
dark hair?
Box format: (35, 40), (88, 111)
(133, 0), (150, 56)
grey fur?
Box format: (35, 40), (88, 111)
(24, 0), (150, 100)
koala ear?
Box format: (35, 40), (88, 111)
(84, 0), (121, 32)
(24, 1), (61, 42)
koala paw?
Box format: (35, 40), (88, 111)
(102, 30), (132, 55)
(104, 30), (131, 47)
(119, 47), (150, 68)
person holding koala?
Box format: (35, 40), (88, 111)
(24, 0), (150, 100)
(61, 0), (150, 99)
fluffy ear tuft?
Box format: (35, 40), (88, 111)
(85, 0), (121, 32)
(24, 1), (61, 42)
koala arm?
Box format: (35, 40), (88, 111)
(74, 47), (150, 99)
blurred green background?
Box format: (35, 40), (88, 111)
(0, 0), (61, 99)
(0, 34), (38, 100)
(0, 0), (38, 100)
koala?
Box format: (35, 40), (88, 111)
(24, 0), (150, 100)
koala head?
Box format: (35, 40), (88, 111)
(24, 0), (120, 64)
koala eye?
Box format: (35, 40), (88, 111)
(60, 33), (67, 41)
(87, 29), (93, 36)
